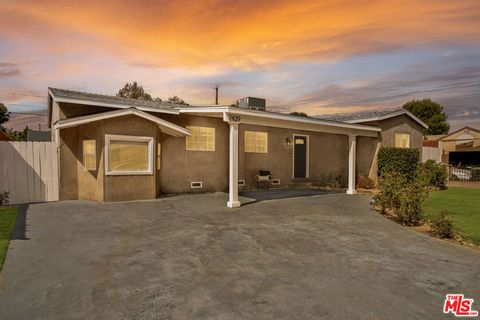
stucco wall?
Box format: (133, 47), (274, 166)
(76, 122), (104, 201)
(59, 127), (80, 200)
(356, 136), (379, 181)
(59, 114), (161, 202)
(363, 115), (424, 150)
(238, 124), (351, 188)
(102, 115), (160, 202)
(158, 114), (229, 193)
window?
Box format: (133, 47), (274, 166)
(83, 140), (96, 170)
(105, 134), (153, 175)
(186, 126), (215, 151)
(395, 133), (410, 148)
(245, 131), (268, 153)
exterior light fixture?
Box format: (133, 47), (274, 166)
(285, 137), (292, 147)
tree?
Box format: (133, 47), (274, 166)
(5, 126), (28, 141)
(0, 103), (10, 132)
(402, 99), (450, 135)
(290, 111), (309, 117)
(167, 96), (188, 105)
(117, 81), (153, 101)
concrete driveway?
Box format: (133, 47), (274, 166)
(1, 193), (479, 319)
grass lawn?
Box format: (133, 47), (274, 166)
(0, 207), (18, 271)
(425, 187), (480, 245)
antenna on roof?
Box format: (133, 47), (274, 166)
(213, 84), (219, 105)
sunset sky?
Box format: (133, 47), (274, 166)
(1, 0), (479, 130)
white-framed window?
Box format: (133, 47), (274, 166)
(186, 126), (215, 151)
(245, 131), (268, 153)
(105, 134), (154, 175)
(82, 139), (96, 171)
(395, 133), (410, 148)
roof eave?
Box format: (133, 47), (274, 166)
(50, 94), (179, 115)
(345, 110), (428, 129)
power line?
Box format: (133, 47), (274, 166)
(5, 103), (47, 109)
(9, 111), (48, 117)
(1, 92), (47, 98)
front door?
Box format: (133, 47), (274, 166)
(294, 135), (307, 178)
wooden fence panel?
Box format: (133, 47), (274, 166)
(0, 141), (59, 204)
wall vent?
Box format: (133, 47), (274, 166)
(191, 181), (203, 189)
(238, 180), (245, 186)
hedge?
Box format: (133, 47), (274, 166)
(378, 147), (420, 179)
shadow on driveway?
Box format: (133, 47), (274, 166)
(240, 188), (337, 202)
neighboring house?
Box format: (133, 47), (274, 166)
(27, 129), (51, 141)
(48, 88), (426, 207)
(0, 130), (10, 141)
(424, 127), (480, 166)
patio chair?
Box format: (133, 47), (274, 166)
(251, 170), (280, 190)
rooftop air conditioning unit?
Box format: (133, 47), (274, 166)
(236, 97), (266, 111)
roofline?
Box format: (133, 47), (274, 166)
(178, 106), (381, 132)
(53, 108), (191, 137)
(438, 126), (480, 141)
(48, 88), (179, 115)
(344, 109), (428, 129)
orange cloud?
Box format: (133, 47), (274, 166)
(1, 0), (480, 69)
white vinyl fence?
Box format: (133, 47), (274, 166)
(422, 146), (442, 163)
(0, 141), (59, 204)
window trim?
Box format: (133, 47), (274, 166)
(244, 130), (268, 153)
(394, 132), (411, 148)
(185, 126), (216, 151)
(82, 139), (97, 171)
(104, 134), (154, 176)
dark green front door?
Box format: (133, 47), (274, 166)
(294, 136), (307, 178)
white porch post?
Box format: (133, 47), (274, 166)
(227, 123), (241, 208)
(347, 134), (357, 195)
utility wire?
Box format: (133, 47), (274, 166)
(9, 111), (48, 117)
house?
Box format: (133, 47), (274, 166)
(27, 129), (52, 142)
(424, 127), (480, 165)
(48, 88), (426, 207)
(0, 130), (10, 141)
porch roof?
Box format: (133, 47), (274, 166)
(52, 108), (191, 137)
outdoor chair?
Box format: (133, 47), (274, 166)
(251, 170), (280, 190)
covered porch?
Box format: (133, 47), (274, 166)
(223, 110), (380, 208)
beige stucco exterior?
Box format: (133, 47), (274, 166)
(52, 95), (425, 203)
(359, 114), (424, 150)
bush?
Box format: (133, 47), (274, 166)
(373, 171), (429, 225)
(396, 174), (429, 225)
(430, 212), (455, 238)
(374, 172), (406, 214)
(0, 191), (9, 206)
(378, 147), (420, 180)
(357, 175), (375, 189)
(419, 160), (448, 189)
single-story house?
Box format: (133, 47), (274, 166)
(48, 88), (426, 207)
(424, 127), (480, 165)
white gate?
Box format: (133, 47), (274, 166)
(0, 141), (59, 204)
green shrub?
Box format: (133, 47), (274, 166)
(0, 191), (9, 206)
(419, 160), (448, 189)
(396, 174), (429, 225)
(357, 175), (375, 189)
(430, 211), (455, 238)
(374, 171), (429, 225)
(378, 147), (420, 180)
(373, 172), (406, 214)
